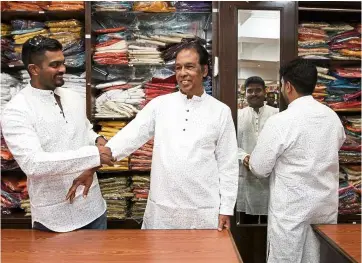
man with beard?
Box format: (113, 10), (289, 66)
(68, 43), (239, 230)
(1, 36), (114, 232)
(237, 76), (278, 224)
(249, 59), (345, 263)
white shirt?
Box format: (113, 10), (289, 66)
(237, 105), (279, 215)
(249, 96), (346, 262)
(1, 84), (106, 232)
(107, 91), (238, 229)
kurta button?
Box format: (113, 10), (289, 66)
(186, 110), (189, 112)
(186, 119), (188, 121)
(55, 103), (57, 105)
(183, 129), (185, 131)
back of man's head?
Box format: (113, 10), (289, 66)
(22, 36), (63, 73)
(279, 58), (317, 96)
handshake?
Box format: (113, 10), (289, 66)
(97, 146), (115, 166)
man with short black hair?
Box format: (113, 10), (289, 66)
(249, 59), (346, 263)
(2, 35), (113, 232)
(237, 76), (278, 223)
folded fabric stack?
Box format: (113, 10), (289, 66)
(128, 39), (163, 65)
(46, 1), (84, 11)
(97, 121), (127, 140)
(94, 36), (129, 65)
(298, 23), (329, 59)
(175, 1), (212, 12)
(328, 24), (361, 60)
(133, 1), (176, 12)
(203, 75), (212, 96)
(339, 116), (361, 165)
(327, 68), (361, 110)
(142, 74), (177, 106)
(95, 81), (144, 118)
(130, 174), (150, 220)
(2, 1), (48, 11)
(99, 176), (133, 219)
(20, 199), (31, 216)
(62, 72), (86, 98)
(45, 19), (85, 68)
(1, 128), (19, 171)
(312, 67), (329, 103)
(18, 70), (30, 89)
(338, 167), (361, 215)
(1, 73), (22, 114)
(92, 1), (133, 12)
(130, 140), (154, 171)
(1, 176), (28, 214)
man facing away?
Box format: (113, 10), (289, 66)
(249, 59), (346, 263)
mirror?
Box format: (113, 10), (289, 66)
(236, 10), (281, 225)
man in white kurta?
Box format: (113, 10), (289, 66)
(107, 44), (239, 229)
(237, 76), (279, 222)
(249, 59), (346, 263)
(1, 36), (109, 232)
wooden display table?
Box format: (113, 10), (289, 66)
(313, 224), (361, 263)
(1, 229), (243, 263)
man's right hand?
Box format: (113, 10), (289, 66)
(98, 146), (115, 166)
(243, 155), (250, 170)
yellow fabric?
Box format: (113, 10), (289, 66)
(49, 27), (82, 33)
(45, 19), (82, 28)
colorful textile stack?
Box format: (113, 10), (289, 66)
(2, 1), (48, 11)
(339, 116), (361, 164)
(97, 121), (129, 171)
(299, 22), (361, 60)
(99, 176), (133, 219)
(1, 30), (16, 66)
(174, 1), (212, 12)
(1, 176), (28, 214)
(338, 165), (361, 215)
(1, 127), (19, 171)
(128, 39), (163, 65)
(94, 37), (129, 66)
(92, 1), (133, 12)
(298, 23), (329, 59)
(46, 19), (85, 68)
(142, 74), (177, 106)
(46, 1), (84, 11)
(328, 24), (361, 60)
(327, 67), (361, 110)
(20, 199), (31, 216)
(130, 174), (150, 220)
(130, 140), (153, 171)
(95, 83), (144, 118)
(132, 1), (176, 12)
(312, 67), (330, 103)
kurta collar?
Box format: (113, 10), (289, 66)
(178, 90), (207, 102)
(249, 105), (266, 115)
(288, 95), (313, 109)
(28, 83), (61, 97)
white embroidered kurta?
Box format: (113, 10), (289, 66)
(237, 105), (279, 215)
(1, 84), (106, 232)
(249, 96), (346, 263)
(107, 91), (238, 229)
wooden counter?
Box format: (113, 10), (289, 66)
(313, 224), (361, 263)
(1, 229), (243, 263)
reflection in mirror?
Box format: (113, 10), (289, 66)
(236, 10), (280, 225)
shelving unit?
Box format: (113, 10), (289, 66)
(298, 1), (361, 224)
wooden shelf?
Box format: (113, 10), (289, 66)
(1, 10), (85, 21)
(338, 214), (361, 224)
(97, 170), (150, 175)
(334, 108), (361, 113)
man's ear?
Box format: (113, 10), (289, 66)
(28, 64), (39, 76)
(202, 64), (208, 77)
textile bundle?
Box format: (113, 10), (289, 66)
(298, 23), (361, 60)
(130, 140), (154, 171)
(339, 116), (361, 164)
(1, 175), (28, 214)
(130, 175), (150, 220)
(338, 165), (361, 215)
(92, 1), (133, 12)
(61, 72), (86, 98)
(0, 73), (22, 114)
(1, 127), (19, 171)
(99, 177), (133, 219)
